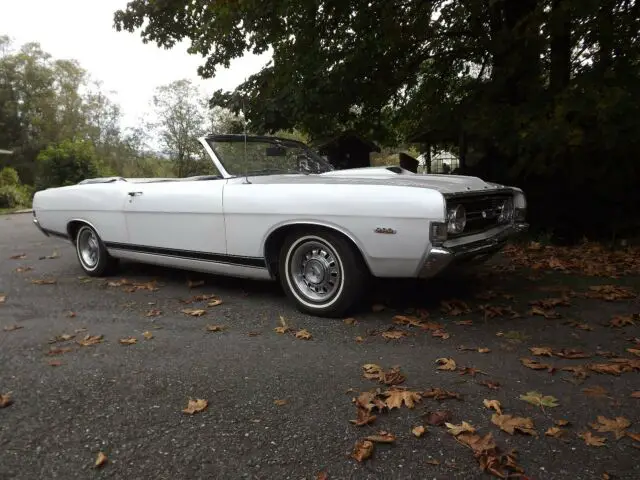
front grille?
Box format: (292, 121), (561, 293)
(447, 192), (513, 237)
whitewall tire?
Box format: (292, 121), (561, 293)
(278, 229), (368, 317)
(74, 225), (117, 277)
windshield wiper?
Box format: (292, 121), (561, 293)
(244, 168), (308, 176)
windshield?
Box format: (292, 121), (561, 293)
(206, 136), (334, 177)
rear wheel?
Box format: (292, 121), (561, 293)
(279, 229), (367, 317)
(74, 225), (117, 276)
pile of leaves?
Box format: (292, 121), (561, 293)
(503, 242), (640, 277)
(349, 364), (527, 478)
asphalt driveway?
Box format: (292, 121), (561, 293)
(1, 213), (639, 479)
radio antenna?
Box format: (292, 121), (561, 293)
(242, 92), (251, 184)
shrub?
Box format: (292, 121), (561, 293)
(35, 139), (103, 191)
(0, 167), (20, 187)
(0, 185), (27, 209)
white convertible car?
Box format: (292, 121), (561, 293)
(32, 134), (528, 317)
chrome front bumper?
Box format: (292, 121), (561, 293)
(418, 223), (529, 278)
(33, 216), (50, 237)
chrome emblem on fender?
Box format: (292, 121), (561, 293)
(374, 227), (397, 234)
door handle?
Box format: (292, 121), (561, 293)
(128, 191), (143, 197)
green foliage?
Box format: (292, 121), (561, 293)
(0, 185), (25, 209)
(0, 167), (20, 187)
(114, 0), (640, 239)
(35, 139), (103, 190)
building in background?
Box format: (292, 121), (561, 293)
(314, 132), (380, 170)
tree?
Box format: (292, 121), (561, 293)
(150, 79), (208, 177)
(115, 1), (640, 239)
(35, 139), (104, 190)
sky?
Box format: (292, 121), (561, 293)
(0, 0), (271, 129)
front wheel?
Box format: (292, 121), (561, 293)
(279, 230), (368, 317)
(74, 225), (118, 276)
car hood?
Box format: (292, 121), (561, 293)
(242, 166), (505, 194)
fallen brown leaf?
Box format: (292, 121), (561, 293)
(440, 299), (471, 316)
(274, 315), (291, 334)
(3, 324), (23, 332)
(422, 388), (461, 401)
(48, 347), (73, 355)
(627, 432), (640, 442)
(545, 427), (565, 438)
(365, 431), (396, 443)
(295, 329), (312, 340)
(207, 299), (223, 307)
(316, 471), (329, 480)
(31, 278), (56, 285)
(435, 357), (457, 371)
(589, 416), (631, 440)
(412, 425), (426, 437)
(555, 419), (570, 426)
(351, 439), (374, 462)
(343, 317), (357, 325)
(479, 380), (501, 390)
(458, 366), (487, 377)
(187, 280), (205, 289)
(627, 348), (640, 357)
(632, 391), (640, 398)
(610, 315), (637, 328)
(554, 348), (591, 359)
(426, 459), (440, 465)
(48, 359), (63, 367)
(9, 253), (26, 259)
(586, 285), (635, 301)
(182, 308), (207, 317)
(456, 319), (474, 326)
(142, 331), (153, 340)
(362, 364), (405, 386)
(0, 294), (5, 304)
(94, 452), (108, 468)
(274, 399), (287, 406)
(384, 388), (422, 409)
(14, 266), (32, 273)
(579, 431), (606, 446)
(205, 325), (225, 332)
(350, 407), (377, 426)
(431, 329), (450, 339)
(529, 346), (554, 357)
(381, 329), (407, 340)
(446, 421), (476, 436)
(423, 410), (452, 426)
(477, 347), (491, 353)
(582, 385), (610, 398)
(77, 334), (103, 346)
(182, 398), (208, 414)
(520, 357), (555, 372)
(483, 399), (502, 415)
(491, 414), (538, 436)
(119, 337), (137, 345)
(145, 309), (162, 317)
(0, 392), (13, 408)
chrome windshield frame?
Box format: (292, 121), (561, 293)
(198, 134), (334, 179)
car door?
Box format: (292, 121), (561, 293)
(122, 179), (227, 257)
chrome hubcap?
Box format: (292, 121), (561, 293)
(290, 240), (341, 302)
(78, 229), (99, 268)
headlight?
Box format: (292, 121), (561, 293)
(447, 204), (466, 234)
(498, 198), (514, 224)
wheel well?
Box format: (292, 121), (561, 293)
(66, 220), (90, 244)
(264, 224), (370, 277)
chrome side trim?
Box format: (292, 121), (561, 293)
(418, 222), (529, 278)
